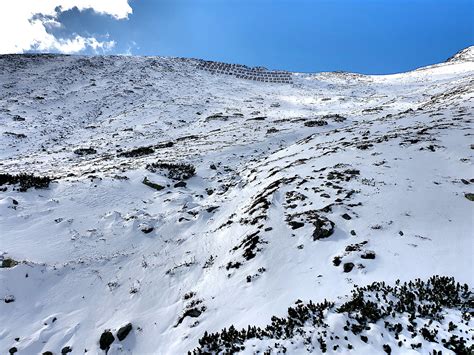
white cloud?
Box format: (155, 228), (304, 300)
(0, 1), (132, 54)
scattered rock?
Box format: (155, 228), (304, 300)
(176, 308), (203, 326)
(464, 193), (474, 201)
(383, 344), (392, 354)
(146, 162), (196, 180)
(117, 323), (133, 341)
(312, 216), (335, 240)
(9, 347), (17, 354)
(343, 262), (355, 273)
(341, 213), (352, 220)
(345, 241), (367, 252)
(174, 181), (187, 188)
(289, 221), (305, 230)
(361, 251), (376, 259)
(206, 206), (219, 213)
(142, 177), (164, 191)
(1, 258), (19, 268)
(61, 346), (72, 354)
(4, 295), (15, 303)
(139, 225), (154, 234)
(4, 132), (27, 139)
(323, 114), (346, 122)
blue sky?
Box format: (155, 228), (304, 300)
(5, 0), (474, 74)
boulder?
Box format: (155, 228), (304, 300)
(464, 193), (474, 201)
(117, 323), (133, 341)
(61, 346), (72, 354)
(312, 216), (335, 240)
(288, 221), (304, 230)
(99, 330), (115, 351)
(174, 181), (187, 188)
(361, 251), (376, 259)
(343, 262), (355, 273)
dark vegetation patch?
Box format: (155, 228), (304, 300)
(117, 142), (173, 158)
(231, 231), (267, 261)
(0, 173), (51, 191)
(74, 147), (97, 155)
(205, 113), (229, 121)
(146, 162), (196, 180)
(155, 141), (174, 149)
(304, 120), (328, 127)
(176, 135), (199, 142)
(190, 276), (473, 354)
(118, 146), (155, 158)
(322, 114), (346, 122)
(242, 177), (297, 225)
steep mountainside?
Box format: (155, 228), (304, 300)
(0, 48), (473, 354)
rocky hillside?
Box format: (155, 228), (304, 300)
(0, 48), (473, 354)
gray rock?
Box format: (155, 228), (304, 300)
(99, 330), (115, 351)
(174, 181), (187, 188)
(312, 216), (335, 240)
(343, 262), (355, 273)
(117, 323), (133, 341)
(61, 346), (72, 354)
(464, 193), (474, 201)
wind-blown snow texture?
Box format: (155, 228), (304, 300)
(0, 48), (473, 354)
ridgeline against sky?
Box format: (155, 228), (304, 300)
(2, 1), (474, 76)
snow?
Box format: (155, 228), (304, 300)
(0, 48), (473, 354)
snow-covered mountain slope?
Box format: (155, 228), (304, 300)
(0, 47), (473, 354)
